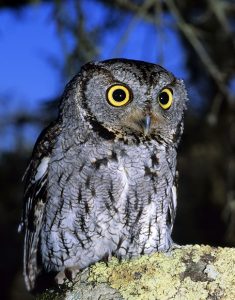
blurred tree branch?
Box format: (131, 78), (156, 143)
(165, 0), (229, 99)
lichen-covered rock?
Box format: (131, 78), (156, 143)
(37, 245), (235, 300)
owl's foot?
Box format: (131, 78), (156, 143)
(65, 266), (81, 281)
(54, 266), (81, 285)
(164, 242), (181, 257)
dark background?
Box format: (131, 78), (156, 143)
(0, 1), (235, 299)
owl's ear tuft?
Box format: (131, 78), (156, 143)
(81, 61), (97, 72)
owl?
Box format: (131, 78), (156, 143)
(19, 58), (187, 292)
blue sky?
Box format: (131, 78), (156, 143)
(0, 4), (63, 111)
(0, 1), (187, 151)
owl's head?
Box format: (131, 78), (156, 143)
(62, 58), (187, 145)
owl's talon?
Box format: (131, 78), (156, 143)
(54, 266), (80, 286)
(54, 270), (67, 285)
(64, 266), (81, 281)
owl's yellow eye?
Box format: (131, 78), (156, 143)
(158, 88), (173, 110)
(107, 84), (132, 107)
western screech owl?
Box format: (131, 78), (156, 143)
(19, 58), (187, 291)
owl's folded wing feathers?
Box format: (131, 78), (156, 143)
(19, 121), (61, 291)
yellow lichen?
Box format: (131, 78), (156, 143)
(86, 245), (235, 300)
(213, 247), (235, 299)
(89, 249), (184, 299)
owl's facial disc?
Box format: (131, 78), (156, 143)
(81, 61), (187, 142)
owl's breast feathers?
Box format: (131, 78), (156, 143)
(21, 121), (177, 291)
(39, 132), (177, 271)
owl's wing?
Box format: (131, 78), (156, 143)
(19, 121), (61, 291)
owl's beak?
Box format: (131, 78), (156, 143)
(143, 114), (151, 136)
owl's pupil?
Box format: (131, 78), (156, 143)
(112, 89), (126, 102)
(159, 92), (169, 104)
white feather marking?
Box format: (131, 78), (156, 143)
(34, 157), (50, 181)
(172, 185), (177, 211)
(18, 222), (24, 233)
(118, 165), (129, 203)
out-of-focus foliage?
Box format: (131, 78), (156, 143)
(0, 0), (49, 9)
(0, 1), (235, 299)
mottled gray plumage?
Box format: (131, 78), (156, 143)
(20, 58), (187, 291)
